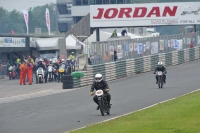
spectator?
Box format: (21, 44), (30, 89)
(15, 55), (21, 63)
(28, 56), (34, 64)
(69, 52), (75, 61)
(27, 59), (33, 85)
(22, 55), (26, 62)
(88, 56), (92, 65)
(114, 50), (118, 61)
(57, 56), (61, 64)
(111, 29), (117, 37)
(121, 29), (127, 36)
(104, 51), (111, 62)
(190, 42), (194, 48)
(19, 60), (27, 85)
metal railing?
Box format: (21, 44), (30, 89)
(84, 31), (200, 65)
(73, 45), (200, 88)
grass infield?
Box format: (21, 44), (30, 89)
(69, 90), (200, 133)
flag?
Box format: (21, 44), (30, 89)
(22, 10), (29, 34)
(45, 8), (51, 35)
(11, 30), (15, 34)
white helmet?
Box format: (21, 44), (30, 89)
(95, 73), (103, 82)
(52, 60), (56, 64)
(158, 62), (163, 68)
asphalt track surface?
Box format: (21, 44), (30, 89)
(0, 60), (200, 133)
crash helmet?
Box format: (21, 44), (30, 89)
(95, 73), (103, 82)
(49, 59), (52, 64)
(158, 61), (163, 68)
(61, 59), (65, 64)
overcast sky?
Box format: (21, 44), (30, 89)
(0, 0), (56, 11)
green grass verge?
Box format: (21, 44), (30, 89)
(69, 90), (200, 133)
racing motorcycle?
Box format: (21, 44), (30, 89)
(58, 64), (66, 82)
(36, 67), (45, 83)
(8, 65), (17, 80)
(157, 71), (164, 88)
(95, 90), (111, 116)
(47, 65), (53, 82)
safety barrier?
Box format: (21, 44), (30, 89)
(72, 46), (200, 88)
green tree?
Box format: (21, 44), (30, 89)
(0, 3), (57, 34)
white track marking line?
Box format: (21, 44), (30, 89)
(0, 89), (53, 100)
(66, 88), (200, 133)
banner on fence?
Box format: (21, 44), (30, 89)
(138, 43), (143, 54)
(174, 40), (179, 49)
(124, 44), (129, 52)
(117, 45), (122, 59)
(134, 43), (137, 51)
(151, 42), (158, 54)
(164, 40), (168, 47)
(110, 46), (114, 55)
(177, 40), (183, 51)
(129, 43), (133, 51)
(160, 40), (164, 50)
(146, 42), (150, 49)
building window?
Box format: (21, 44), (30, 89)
(83, 0), (88, 5)
(74, 0), (82, 5)
(103, 0), (109, 4)
(110, 0), (116, 4)
(117, 0), (123, 3)
(89, 0), (95, 4)
(96, 0), (102, 4)
(125, 0), (134, 4)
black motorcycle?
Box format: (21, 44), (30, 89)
(95, 90), (111, 116)
(157, 71), (164, 88)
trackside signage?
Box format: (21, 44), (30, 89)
(90, 2), (200, 27)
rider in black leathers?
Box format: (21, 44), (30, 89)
(90, 73), (111, 110)
(36, 60), (46, 84)
(154, 61), (167, 84)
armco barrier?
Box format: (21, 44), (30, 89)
(73, 46), (200, 88)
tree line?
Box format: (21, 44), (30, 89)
(0, 3), (57, 34)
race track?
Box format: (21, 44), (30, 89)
(0, 60), (200, 133)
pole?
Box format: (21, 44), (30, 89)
(194, 24), (197, 32)
(55, 5), (58, 35)
(96, 28), (100, 41)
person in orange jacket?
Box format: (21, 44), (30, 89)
(27, 59), (33, 85)
(19, 60), (27, 85)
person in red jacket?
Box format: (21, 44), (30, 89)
(19, 60), (27, 85)
(190, 42), (194, 48)
(27, 59), (33, 85)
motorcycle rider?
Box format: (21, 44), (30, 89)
(90, 73), (111, 110)
(57, 59), (67, 82)
(35, 59), (46, 84)
(154, 62), (167, 84)
(46, 59), (54, 82)
(52, 60), (59, 81)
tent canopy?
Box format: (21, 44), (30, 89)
(31, 35), (86, 51)
(36, 38), (59, 51)
(66, 34), (85, 49)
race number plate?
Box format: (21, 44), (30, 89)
(96, 90), (103, 96)
(158, 71), (162, 75)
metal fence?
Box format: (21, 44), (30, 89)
(84, 31), (200, 65)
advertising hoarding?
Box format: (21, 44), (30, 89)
(0, 37), (26, 47)
(90, 2), (200, 27)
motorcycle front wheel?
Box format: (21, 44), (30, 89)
(98, 100), (105, 116)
